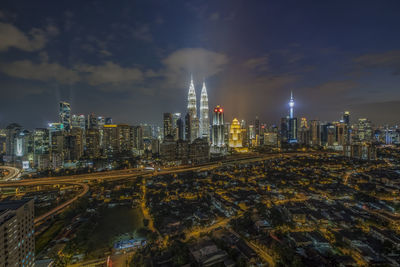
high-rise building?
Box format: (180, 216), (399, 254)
(288, 92), (298, 143)
(33, 128), (50, 169)
(0, 129), (6, 155)
(163, 113), (173, 139)
(310, 120), (320, 146)
(66, 127), (84, 161)
(229, 118), (243, 148)
(103, 124), (118, 154)
(357, 118), (373, 142)
(336, 122), (347, 146)
(117, 124), (132, 152)
(87, 113), (98, 129)
(105, 117), (113, 125)
(176, 117), (184, 141)
(172, 113), (182, 141)
(187, 77), (199, 141)
(71, 114), (86, 130)
(280, 117), (288, 143)
(132, 126), (143, 151)
(212, 106), (225, 148)
(0, 199), (35, 266)
(342, 111), (350, 125)
(85, 128), (100, 159)
(199, 82), (210, 139)
(255, 116), (260, 137)
(5, 123), (22, 162)
(185, 113), (191, 142)
(298, 118), (310, 145)
(59, 101), (71, 131)
(264, 132), (278, 147)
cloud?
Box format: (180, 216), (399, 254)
(303, 80), (359, 105)
(161, 48), (228, 86)
(0, 60), (80, 83)
(0, 59), (144, 88)
(354, 50), (400, 75)
(76, 61), (144, 86)
(132, 24), (153, 42)
(0, 23), (49, 52)
(244, 55), (270, 72)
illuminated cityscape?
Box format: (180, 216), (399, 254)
(1, 1), (400, 267)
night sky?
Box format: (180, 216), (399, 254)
(1, 0), (400, 129)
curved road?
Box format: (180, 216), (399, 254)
(0, 166), (21, 181)
(0, 152), (324, 226)
(34, 182), (89, 225)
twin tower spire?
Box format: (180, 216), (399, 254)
(187, 76), (209, 140)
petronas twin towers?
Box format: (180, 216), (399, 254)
(187, 76), (209, 141)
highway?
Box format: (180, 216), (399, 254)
(0, 166), (21, 181)
(0, 152), (318, 227)
(34, 182), (89, 225)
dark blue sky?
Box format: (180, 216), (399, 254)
(1, 0), (400, 128)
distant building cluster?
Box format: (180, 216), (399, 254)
(0, 102), (163, 171)
(1, 85), (398, 170)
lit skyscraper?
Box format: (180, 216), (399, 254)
(187, 76), (199, 141)
(288, 91), (298, 143)
(71, 114), (86, 130)
(211, 105), (224, 148)
(163, 112), (173, 139)
(187, 76), (197, 120)
(229, 118), (243, 148)
(289, 92), (294, 119)
(200, 82), (210, 139)
(172, 113), (181, 140)
(59, 101), (71, 131)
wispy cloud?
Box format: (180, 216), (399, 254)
(0, 22), (58, 52)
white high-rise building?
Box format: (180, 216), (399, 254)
(200, 82), (209, 139)
(187, 76), (199, 142)
(187, 76), (197, 120)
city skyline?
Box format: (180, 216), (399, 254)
(1, 1), (400, 128)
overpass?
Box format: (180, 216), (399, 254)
(0, 166), (21, 181)
(0, 152), (322, 225)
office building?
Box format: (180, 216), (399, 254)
(187, 77), (199, 141)
(229, 118), (243, 148)
(199, 82), (210, 139)
(288, 92), (298, 143)
(59, 101), (71, 131)
(163, 113), (173, 139)
(71, 114), (86, 130)
(211, 105), (225, 148)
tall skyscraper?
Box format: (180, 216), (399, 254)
(176, 117), (184, 140)
(357, 118), (372, 142)
(5, 123), (22, 162)
(187, 76), (199, 141)
(172, 113), (182, 141)
(310, 120), (321, 146)
(288, 91), (298, 143)
(229, 118), (243, 148)
(59, 101), (71, 131)
(200, 82), (210, 139)
(163, 113), (173, 139)
(342, 111), (350, 125)
(255, 116), (260, 137)
(71, 114), (86, 130)
(185, 113), (192, 142)
(0, 199), (35, 266)
(211, 105), (225, 148)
